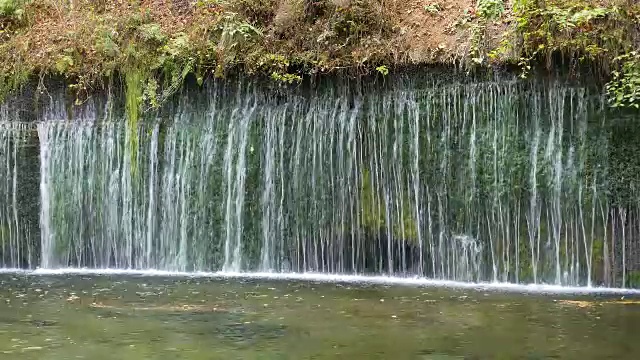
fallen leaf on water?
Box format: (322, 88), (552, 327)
(558, 299), (640, 308)
(557, 300), (594, 308)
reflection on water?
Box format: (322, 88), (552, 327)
(0, 274), (639, 359)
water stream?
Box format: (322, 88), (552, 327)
(1, 76), (640, 288)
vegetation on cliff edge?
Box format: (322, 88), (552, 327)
(0, 0), (639, 110)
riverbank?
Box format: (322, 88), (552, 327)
(1, 0), (639, 109)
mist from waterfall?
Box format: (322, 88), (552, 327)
(1, 76), (639, 288)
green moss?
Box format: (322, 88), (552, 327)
(627, 271), (640, 288)
(125, 69), (142, 175)
(0, 224), (7, 244)
(361, 169), (384, 231)
(592, 238), (604, 265)
(0, 67), (29, 102)
(360, 169), (418, 242)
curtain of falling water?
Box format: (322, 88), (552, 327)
(0, 118), (35, 268)
(7, 78), (638, 287)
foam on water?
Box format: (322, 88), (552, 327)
(1, 268), (639, 295)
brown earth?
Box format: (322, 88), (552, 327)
(1, 0), (502, 81)
(394, 0), (477, 63)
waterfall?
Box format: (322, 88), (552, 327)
(0, 118), (35, 268)
(1, 76), (639, 287)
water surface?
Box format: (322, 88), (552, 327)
(0, 273), (639, 359)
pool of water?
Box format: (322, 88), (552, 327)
(1, 274), (639, 359)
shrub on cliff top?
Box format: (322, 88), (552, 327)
(1, 0), (23, 17)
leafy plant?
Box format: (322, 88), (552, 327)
(330, 0), (389, 41)
(607, 51), (640, 109)
(229, 0), (277, 23)
(137, 23), (166, 44)
(538, 5), (611, 31)
(270, 71), (301, 84)
(217, 13), (263, 48)
(466, 0), (507, 66)
(375, 65), (388, 76)
(163, 33), (191, 58)
(510, 0), (633, 88)
(55, 54), (74, 74)
(476, 0), (504, 21)
(451, 8), (475, 30)
(0, 0), (24, 18)
(469, 23), (484, 65)
(424, 4), (440, 15)
(94, 27), (120, 58)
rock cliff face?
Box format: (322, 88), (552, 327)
(3, 73), (640, 288)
